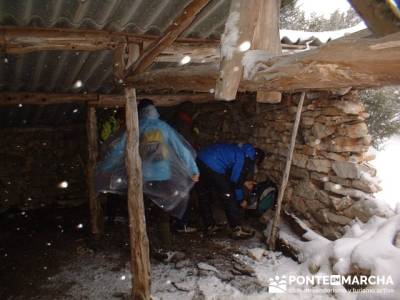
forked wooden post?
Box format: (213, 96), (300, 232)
(252, 0), (282, 103)
(124, 87), (151, 300)
(267, 92), (306, 250)
(86, 105), (103, 235)
(215, 0), (261, 101)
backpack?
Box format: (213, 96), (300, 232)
(139, 129), (169, 161)
(248, 180), (277, 214)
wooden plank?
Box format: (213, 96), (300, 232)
(86, 105), (103, 235)
(124, 87), (151, 300)
(215, 0), (261, 101)
(252, 0), (282, 103)
(0, 92), (214, 107)
(349, 0), (400, 36)
(267, 92), (305, 251)
(127, 0), (212, 76)
(129, 31), (400, 92)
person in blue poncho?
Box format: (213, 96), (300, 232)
(96, 99), (199, 246)
(196, 143), (265, 239)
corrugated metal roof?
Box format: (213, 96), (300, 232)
(0, 0), (366, 128)
(0, 0), (236, 96)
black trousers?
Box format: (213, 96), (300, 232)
(196, 160), (241, 229)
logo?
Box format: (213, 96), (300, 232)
(268, 275), (287, 293)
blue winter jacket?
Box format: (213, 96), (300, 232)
(197, 143), (256, 202)
(139, 105), (199, 182)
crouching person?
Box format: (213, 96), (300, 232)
(196, 143), (265, 239)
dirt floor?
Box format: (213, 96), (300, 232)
(0, 203), (276, 300)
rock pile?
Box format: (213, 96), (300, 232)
(195, 92), (388, 239)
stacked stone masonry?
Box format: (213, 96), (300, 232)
(0, 127), (87, 213)
(194, 91), (383, 239)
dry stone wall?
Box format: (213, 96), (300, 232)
(0, 127), (87, 214)
(195, 92), (385, 239)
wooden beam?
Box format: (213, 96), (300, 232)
(127, 0), (212, 76)
(129, 31), (400, 92)
(0, 92), (214, 107)
(0, 26), (217, 54)
(124, 87), (151, 300)
(86, 105), (103, 236)
(349, 0), (400, 36)
(253, 0), (282, 103)
(267, 92), (305, 251)
(215, 0), (261, 101)
(0, 26), (308, 64)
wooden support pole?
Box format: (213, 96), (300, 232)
(124, 87), (151, 300)
(252, 0), (282, 103)
(267, 92), (306, 251)
(86, 105), (103, 235)
(215, 0), (261, 101)
(127, 0), (212, 76)
(349, 0), (400, 36)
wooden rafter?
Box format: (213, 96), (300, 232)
(129, 31), (400, 92)
(126, 0), (212, 76)
(215, 0), (261, 101)
(0, 92), (215, 107)
(349, 0), (400, 36)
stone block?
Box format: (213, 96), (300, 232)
(325, 211), (352, 225)
(337, 123), (368, 138)
(324, 182), (375, 200)
(310, 172), (329, 183)
(306, 159), (331, 173)
(320, 151), (346, 162)
(328, 137), (369, 153)
(332, 161), (362, 179)
(293, 153), (308, 168)
(294, 180), (318, 199)
(332, 100), (364, 115)
(330, 195), (353, 211)
(312, 123), (336, 139)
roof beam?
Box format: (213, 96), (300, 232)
(0, 26), (308, 64)
(0, 26), (218, 53)
(0, 92), (214, 107)
(126, 0), (212, 76)
(215, 0), (261, 101)
(128, 31), (400, 92)
(349, 0), (400, 36)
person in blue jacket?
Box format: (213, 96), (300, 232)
(196, 143), (265, 239)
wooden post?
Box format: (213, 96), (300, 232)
(267, 92), (306, 250)
(252, 0), (282, 103)
(215, 0), (261, 101)
(124, 87), (151, 300)
(86, 105), (103, 235)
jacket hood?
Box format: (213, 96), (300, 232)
(240, 143), (256, 160)
(139, 105), (160, 120)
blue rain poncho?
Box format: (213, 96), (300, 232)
(95, 105), (199, 218)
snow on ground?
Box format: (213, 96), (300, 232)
(371, 135), (400, 211)
(28, 214), (399, 300)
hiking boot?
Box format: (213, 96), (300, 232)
(231, 226), (255, 239)
(175, 225), (198, 233)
